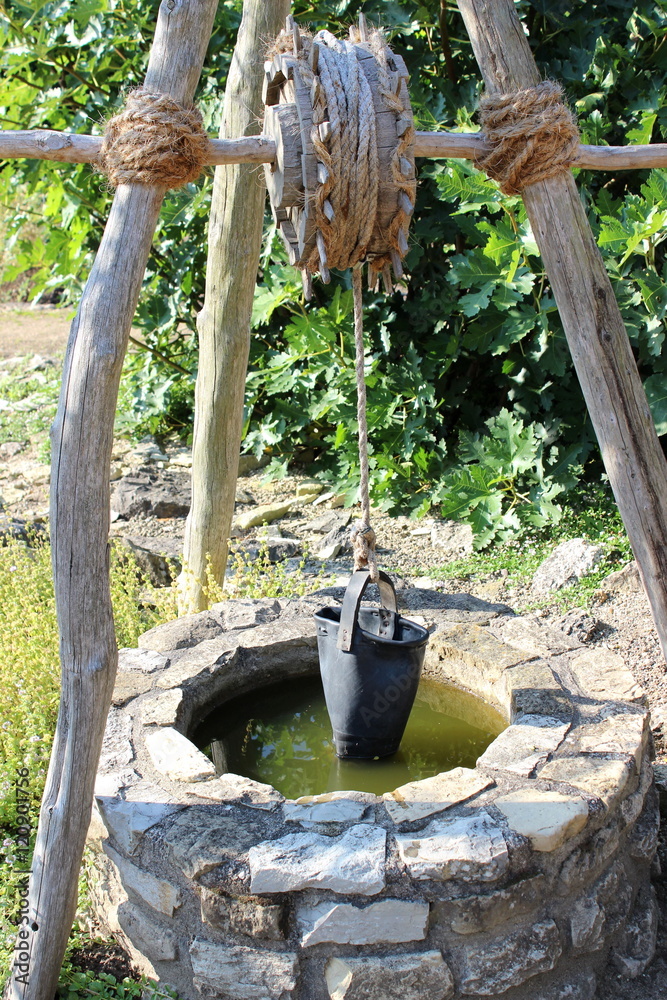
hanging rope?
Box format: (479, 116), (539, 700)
(350, 267), (379, 582)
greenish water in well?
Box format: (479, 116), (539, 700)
(194, 676), (506, 799)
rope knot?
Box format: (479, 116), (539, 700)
(99, 88), (209, 189)
(351, 521), (379, 582)
(475, 81), (580, 195)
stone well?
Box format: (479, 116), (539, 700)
(87, 588), (659, 1000)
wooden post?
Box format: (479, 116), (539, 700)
(5, 3), (218, 998)
(178, 0), (291, 614)
(457, 0), (667, 663)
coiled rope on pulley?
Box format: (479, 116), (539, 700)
(268, 15), (416, 584)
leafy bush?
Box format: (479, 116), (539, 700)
(3, 1), (667, 542)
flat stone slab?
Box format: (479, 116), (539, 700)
(325, 952), (455, 1000)
(395, 810), (508, 882)
(189, 939), (298, 998)
(569, 648), (645, 704)
(383, 767), (494, 826)
(284, 792), (370, 825)
(249, 825), (386, 895)
(539, 755), (635, 812)
(104, 843), (181, 916)
(576, 710), (648, 769)
(145, 726), (216, 783)
(165, 808), (266, 880)
(460, 918), (562, 994)
(185, 773), (283, 811)
(495, 788), (589, 851)
(477, 715), (570, 776)
(298, 899), (429, 947)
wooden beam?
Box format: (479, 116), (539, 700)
(457, 0), (667, 664)
(5, 2), (218, 998)
(3, 126), (667, 170)
(179, 0), (292, 614)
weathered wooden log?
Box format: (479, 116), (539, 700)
(457, 0), (667, 664)
(3, 125), (667, 170)
(178, 0), (291, 614)
(4, 3), (218, 998)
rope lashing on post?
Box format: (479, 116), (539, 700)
(475, 81), (580, 195)
(264, 17), (417, 584)
(99, 88), (209, 188)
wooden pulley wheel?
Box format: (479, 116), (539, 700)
(262, 14), (416, 292)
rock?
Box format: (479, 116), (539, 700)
(95, 792), (184, 856)
(443, 874), (547, 935)
(128, 440), (168, 465)
(118, 648), (169, 673)
(611, 885), (659, 977)
(531, 538), (605, 594)
(317, 522), (352, 560)
(494, 788), (589, 851)
(99, 708), (135, 772)
(504, 661), (572, 719)
(238, 454), (270, 476)
(429, 622), (528, 689)
(0, 514), (44, 543)
(539, 755), (635, 812)
(298, 899), (429, 947)
(476, 715), (570, 777)
(597, 561), (642, 596)
(569, 895), (605, 952)
(0, 441), (25, 457)
(395, 810), (508, 882)
(118, 534), (182, 586)
(283, 792), (369, 825)
(558, 820), (621, 890)
(186, 773), (283, 811)
(169, 449), (192, 469)
(628, 789), (660, 862)
(297, 481), (323, 497)
(305, 510), (352, 534)
(553, 608), (601, 643)
(104, 843), (181, 916)
(111, 671), (153, 707)
(145, 727), (216, 783)
(117, 901), (177, 962)
(249, 825), (386, 895)
(243, 534), (301, 563)
(569, 647), (645, 704)
(140, 689), (183, 727)
(459, 919), (561, 995)
(487, 615), (582, 658)
(576, 710), (648, 770)
(110, 470), (191, 519)
(189, 939), (298, 998)
(325, 952), (455, 1000)
(430, 520), (474, 559)
(233, 501), (292, 532)
(200, 889), (285, 940)
(138, 609), (224, 652)
(383, 767), (494, 826)
(165, 808), (266, 880)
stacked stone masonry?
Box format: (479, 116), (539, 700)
(87, 589), (659, 999)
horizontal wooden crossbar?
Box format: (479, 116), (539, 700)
(1, 127), (667, 170)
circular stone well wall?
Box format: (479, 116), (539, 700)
(87, 588), (659, 1000)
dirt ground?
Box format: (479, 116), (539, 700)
(0, 303), (73, 358)
(1, 305), (666, 998)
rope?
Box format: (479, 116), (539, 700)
(99, 88), (209, 189)
(350, 267), (379, 582)
(475, 81), (580, 195)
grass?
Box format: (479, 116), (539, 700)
(0, 358), (62, 461)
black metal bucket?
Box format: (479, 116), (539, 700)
(314, 570), (429, 759)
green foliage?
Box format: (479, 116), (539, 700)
(3, 1), (667, 543)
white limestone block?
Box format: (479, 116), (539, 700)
(395, 810), (508, 882)
(298, 899), (429, 947)
(495, 788), (589, 851)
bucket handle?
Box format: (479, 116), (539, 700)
(336, 570), (398, 652)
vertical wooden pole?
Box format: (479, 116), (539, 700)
(6, 3), (218, 998)
(179, 0), (291, 613)
(457, 0), (667, 664)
